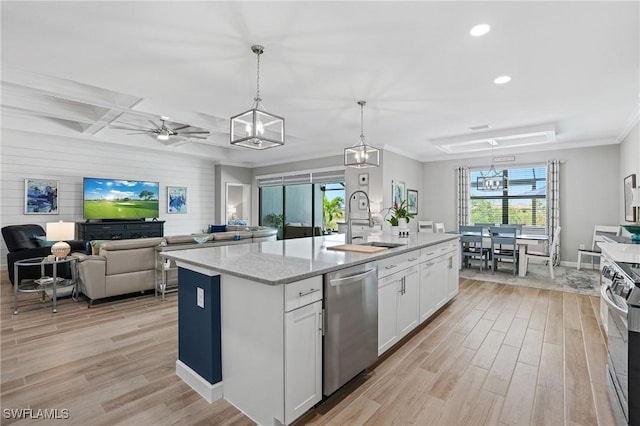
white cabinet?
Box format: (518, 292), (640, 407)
(397, 265), (420, 336)
(284, 300), (322, 424)
(419, 240), (460, 324)
(378, 251), (421, 356)
(446, 248), (459, 299)
(419, 255), (447, 322)
(221, 275), (323, 426)
(378, 273), (400, 355)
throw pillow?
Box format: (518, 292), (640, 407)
(209, 224), (227, 233)
(34, 236), (55, 247)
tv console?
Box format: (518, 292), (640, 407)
(77, 221), (164, 240)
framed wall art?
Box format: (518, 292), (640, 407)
(392, 180), (405, 207)
(168, 186), (187, 214)
(24, 178), (59, 214)
(406, 189), (418, 215)
(624, 174), (636, 222)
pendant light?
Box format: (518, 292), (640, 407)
(344, 101), (380, 168)
(477, 141), (506, 191)
(230, 45), (284, 149)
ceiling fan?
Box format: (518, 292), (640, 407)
(111, 117), (210, 141)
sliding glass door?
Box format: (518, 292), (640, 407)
(258, 174), (344, 240)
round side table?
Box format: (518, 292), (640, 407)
(13, 255), (78, 314)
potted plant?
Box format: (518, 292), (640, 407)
(386, 199), (414, 232)
(322, 195), (344, 233)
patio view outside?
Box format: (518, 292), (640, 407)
(470, 165), (547, 227)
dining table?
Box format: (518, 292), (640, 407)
(451, 231), (549, 277)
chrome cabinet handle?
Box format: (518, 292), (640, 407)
(299, 288), (320, 297)
(385, 264), (398, 270)
(408, 257), (418, 262)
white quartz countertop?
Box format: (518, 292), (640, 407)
(600, 242), (640, 263)
(161, 232), (458, 285)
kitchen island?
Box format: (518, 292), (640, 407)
(161, 232), (459, 426)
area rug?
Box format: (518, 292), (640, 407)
(459, 262), (601, 296)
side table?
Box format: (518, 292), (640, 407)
(13, 255), (78, 314)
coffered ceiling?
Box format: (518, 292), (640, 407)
(1, 1), (638, 167)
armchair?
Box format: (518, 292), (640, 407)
(2, 224), (88, 285)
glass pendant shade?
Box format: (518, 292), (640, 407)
(230, 108), (284, 149)
(344, 101), (380, 168)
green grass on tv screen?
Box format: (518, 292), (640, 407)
(84, 200), (159, 219)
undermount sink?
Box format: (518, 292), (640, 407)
(359, 241), (407, 249)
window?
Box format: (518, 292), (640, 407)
(470, 165), (546, 226)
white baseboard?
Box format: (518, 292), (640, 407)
(176, 360), (223, 403)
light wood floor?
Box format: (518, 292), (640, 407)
(1, 271), (614, 426)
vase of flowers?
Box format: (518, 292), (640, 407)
(386, 199), (414, 232)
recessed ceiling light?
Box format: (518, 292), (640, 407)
(494, 75), (512, 85)
(470, 24), (491, 37)
(468, 124), (491, 131)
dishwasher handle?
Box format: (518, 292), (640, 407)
(329, 268), (376, 287)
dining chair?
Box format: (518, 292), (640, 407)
(418, 221), (434, 232)
(434, 223), (445, 233)
(576, 225), (620, 270)
(527, 226), (562, 279)
(489, 226), (518, 276)
(459, 225), (490, 271)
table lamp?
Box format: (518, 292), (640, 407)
(46, 221), (75, 258)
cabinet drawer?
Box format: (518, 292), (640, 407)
(378, 251), (420, 278)
(284, 276), (323, 312)
(421, 240), (458, 262)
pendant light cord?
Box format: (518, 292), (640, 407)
(255, 50), (261, 104)
(359, 101), (366, 145)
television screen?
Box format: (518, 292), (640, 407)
(83, 177), (159, 220)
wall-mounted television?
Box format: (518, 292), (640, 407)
(83, 177), (159, 220)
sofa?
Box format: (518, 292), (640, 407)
(74, 227), (277, 305)
(283, 223), (322, 240)
(162, 225), (277, 248)
(2, 224), (89, 285)
(74, 237), (164, 306)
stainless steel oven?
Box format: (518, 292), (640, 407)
(601, 261), (640, 426)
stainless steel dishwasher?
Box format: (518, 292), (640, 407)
(323, 261), (378, 396)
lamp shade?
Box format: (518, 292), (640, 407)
(46, 221), (75, 258)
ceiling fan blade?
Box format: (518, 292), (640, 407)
(172, 124), (190, 131)
(178, 131), (210, 135)
(126, 131), (152, 135)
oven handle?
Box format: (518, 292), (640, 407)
(600, 284), (628, 318)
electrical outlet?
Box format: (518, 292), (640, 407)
(197, 287), (204, 308)
(579, 244), (585, 250)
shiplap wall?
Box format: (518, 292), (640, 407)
(1, 129), (216, 270)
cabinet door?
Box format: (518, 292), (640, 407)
(434, 256), (449, 309)
(446, 251), (459, 299)
(378, 274), (400, 355)
(419, 261), (438, 323)
(284, 300), (322, 424)
(397, 265), (420, 338)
